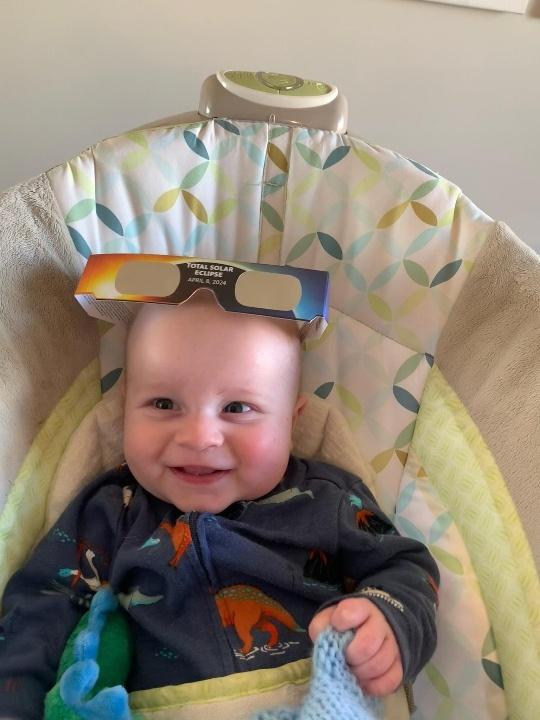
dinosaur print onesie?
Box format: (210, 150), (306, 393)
(0, 456), (439, 720)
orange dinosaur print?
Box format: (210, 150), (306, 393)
(61, 543), (109, 591)
(303, 548), (340, 586)
(215, 584), (303, 654)
(160, 519), (192, 568)
(356, 508), (375, 528)
(307, 549), (328, 567)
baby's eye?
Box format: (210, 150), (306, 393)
(223, 401), (251, 414)
(152, 398), (174, 410)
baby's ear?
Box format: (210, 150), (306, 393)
(292, 394), (308, 424)
(117, 369), (127, 401)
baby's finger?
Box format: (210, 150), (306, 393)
(360, 658), (403, 697)
(328, 597), (374, 633)
(308, 606), (334, 642)
(349, 636), (396, 682)
(345, 618), (386, 667)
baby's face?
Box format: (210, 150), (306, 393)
(123, 297), (305, 513)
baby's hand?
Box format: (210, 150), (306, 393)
(309, 597), (403, 696)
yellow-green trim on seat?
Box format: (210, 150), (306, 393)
(129, 658), (310, 711)
(412, 364), (540, 720)
(0, 359), (101, 598)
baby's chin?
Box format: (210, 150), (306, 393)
(169, 492), (241, 515)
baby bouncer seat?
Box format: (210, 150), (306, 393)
(0, 71), (538, 720)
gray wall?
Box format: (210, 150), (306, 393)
(2, 0), (539, 248)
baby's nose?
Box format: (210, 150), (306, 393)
(173, 415), (224, 450)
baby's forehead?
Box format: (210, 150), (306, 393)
(125, 300), (301, 365)
(128, 297), (300, 340)
(124, 300), (302, 397)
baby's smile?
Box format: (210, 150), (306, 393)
(169, 466), (231, 485)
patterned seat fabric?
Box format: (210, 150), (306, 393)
(0, 119), (537, 719)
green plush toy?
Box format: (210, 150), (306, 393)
(44, 587), (135, 720)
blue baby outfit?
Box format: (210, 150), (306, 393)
(0, 456), (438, 719)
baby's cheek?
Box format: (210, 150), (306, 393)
(123, 422), (144, 459)
(124, 421), (161, 466)
(238, 426), (291, 469)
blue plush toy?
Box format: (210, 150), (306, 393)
(44, 587), (135, 720)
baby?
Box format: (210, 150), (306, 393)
(0, 292), (439, 719)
